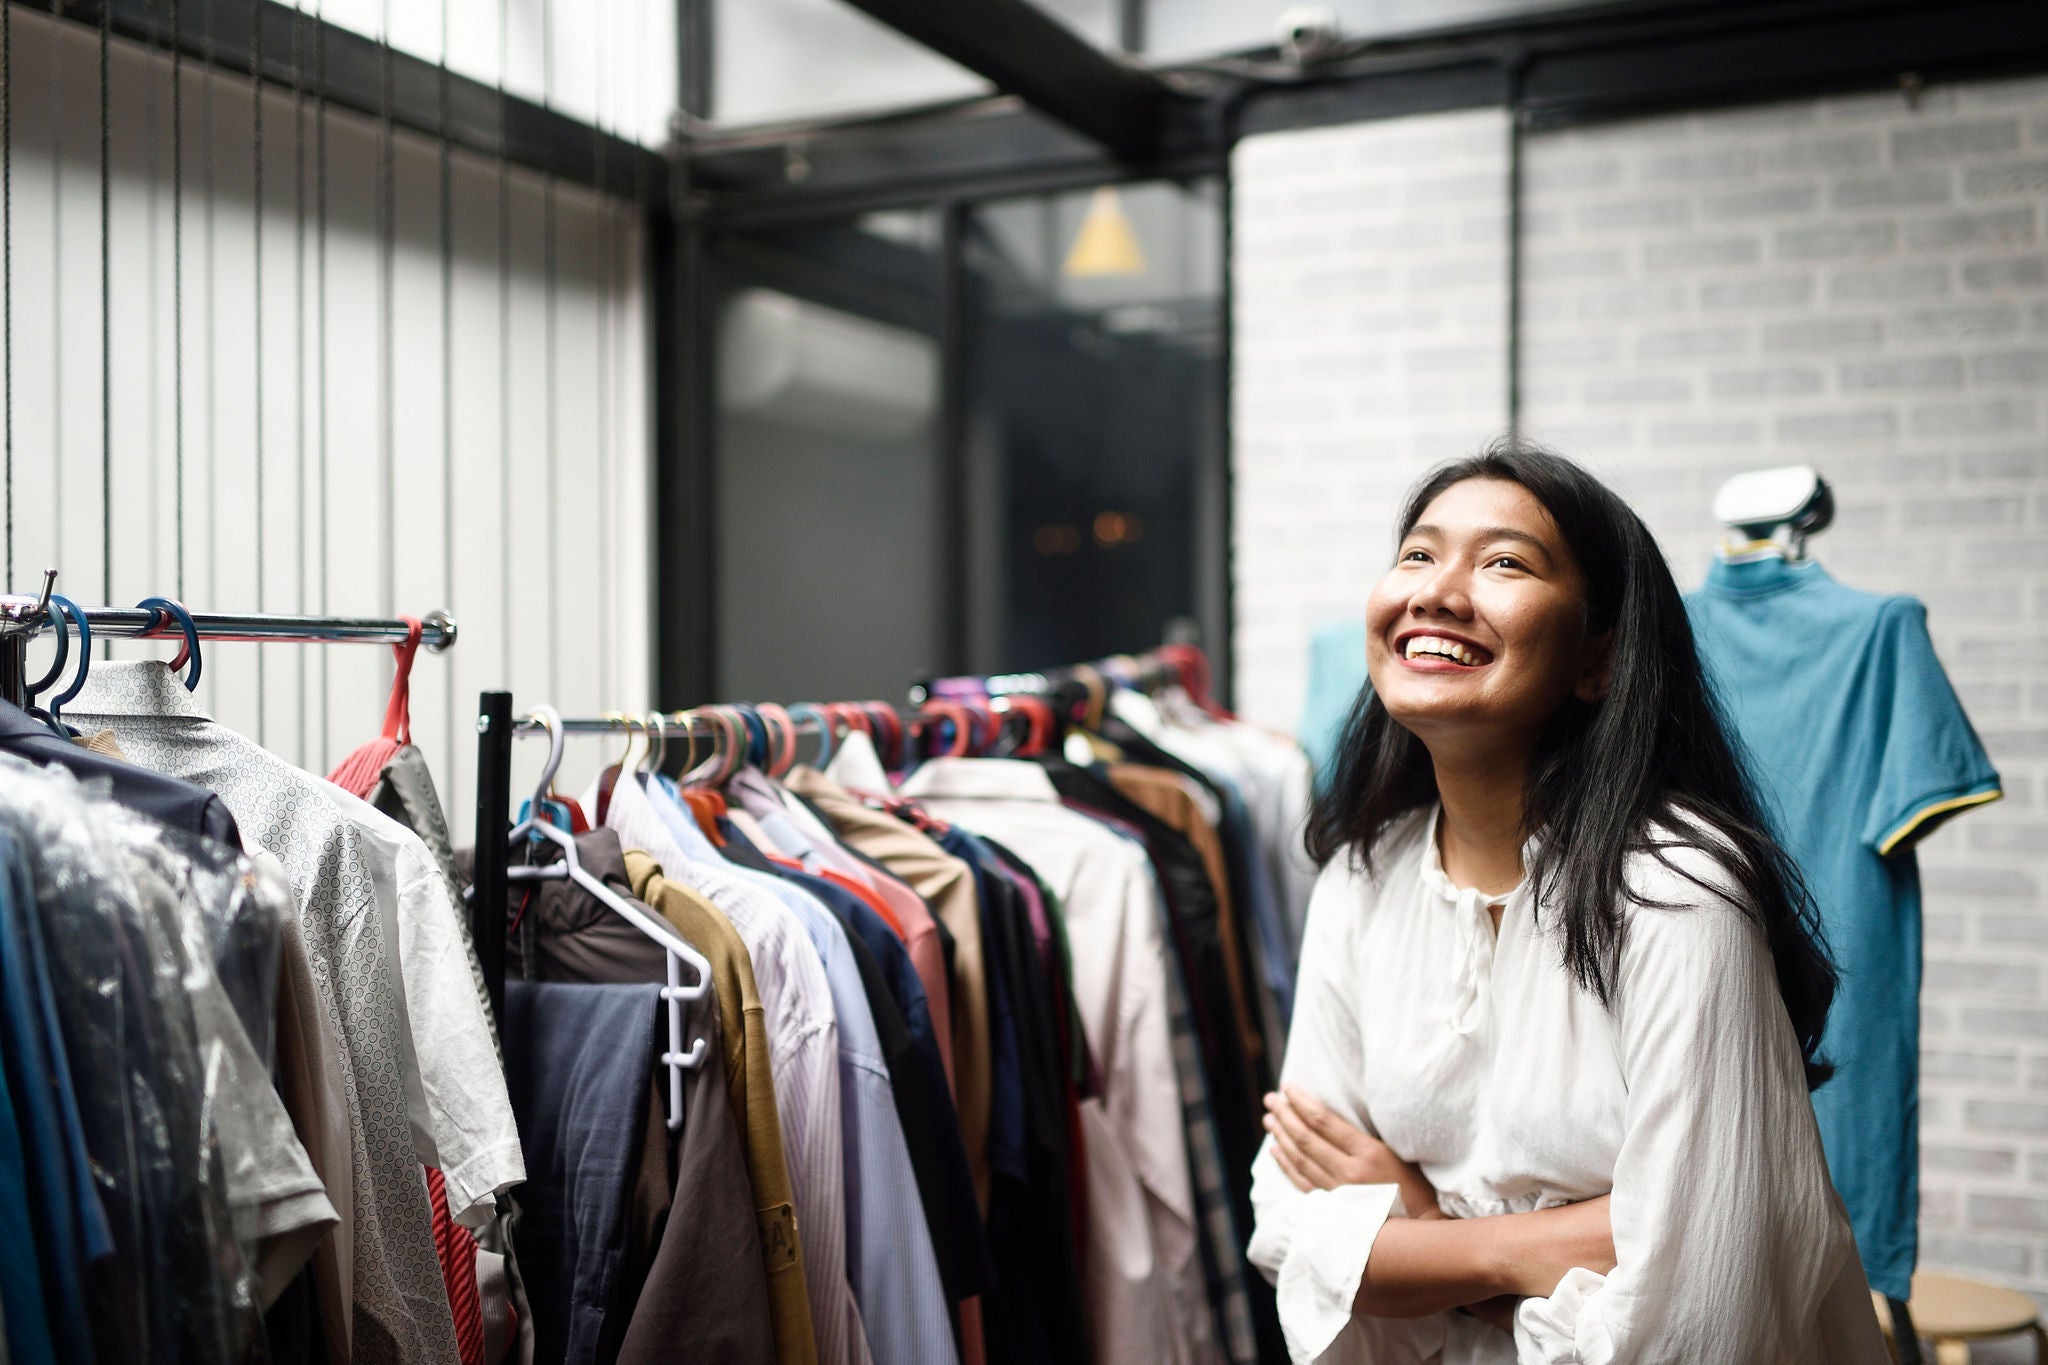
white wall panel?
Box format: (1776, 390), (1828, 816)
(3, 9), (653, 826)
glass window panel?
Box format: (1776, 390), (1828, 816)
(962, 179), (1227, 676)
(710, 213), (946, 701)
(713, 0), (992, 126)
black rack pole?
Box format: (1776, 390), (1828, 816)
(472, 689), (513, 1026)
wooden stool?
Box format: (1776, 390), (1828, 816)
(1873, 1274), (2048, 1364)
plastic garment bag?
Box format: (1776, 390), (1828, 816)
(0, 755), (279, 1364)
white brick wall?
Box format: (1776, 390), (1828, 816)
(1231, 109), (1509, 732)
(1520, 76), (2048, 1304)
(1233, 74), (2048, 1303)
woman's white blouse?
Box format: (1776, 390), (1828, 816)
(1247, 808), (1888, 1364)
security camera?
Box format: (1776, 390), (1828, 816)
(1277, 6), (1343, 66)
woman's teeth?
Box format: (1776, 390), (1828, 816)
(1404, 636), (1484, 665)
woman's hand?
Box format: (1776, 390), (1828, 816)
(1263, 1084), (1443, 1218)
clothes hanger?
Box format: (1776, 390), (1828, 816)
(138, 596), (203, 691)
(758, 704), (798, 778)
(787, 703), (835, 769)
(42, 598), (93, 734)
(643, 712), (668, 778)
(22, 595), (86, 736)
(865, 702), (904, 770)
(675, 707), (734, 840)
(746, 703), (790, 776)
(677, 708), (723, 788)
(24, 593), (72, 710)
(503, 706), (709, 1131)
(732, 704), (772, 773)
(1712, 465), (1833, 562)
(588, 710), (644, 826)
(917, 699), (974, 759)
(383, 617), (423, 746)
(1021, 695), (1059, 756)
(1070, 663), (1109, 732)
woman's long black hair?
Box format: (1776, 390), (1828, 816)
(1305, 437), (1838, 1088)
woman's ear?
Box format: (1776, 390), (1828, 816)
(1575, 630), (1615, 703)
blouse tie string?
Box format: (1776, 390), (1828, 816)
(1448, 884), (1496, 1037)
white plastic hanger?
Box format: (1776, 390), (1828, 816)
(505, 705), (710, 1131)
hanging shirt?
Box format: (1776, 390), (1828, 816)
(898, 757), (1205, 1365)
(501, 981), (663, 1365)
(69, 661), (468, 1365)
(0, 828), (108, 1365)
(622, 851), (815, 1365)
(787, 762), (994, 1211)
(600, 774), (847, 1365)
(747, 845), (964, 1365)
(348, 800), (526, 1223)
(1248, 806), (1887, 1364)
(607, 952), (778, 1365)
(1686, 554), (2002, 1302)
(1294, 620), (1368, 792)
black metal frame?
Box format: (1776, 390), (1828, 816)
(837, 0), (1180, 162)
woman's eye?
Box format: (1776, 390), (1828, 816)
(1400, 549), (1431, 564)
(1488, 555), (1524, 571)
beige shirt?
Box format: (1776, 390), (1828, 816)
(785, 761), (996, 1213)
(624, 849), (817, 1365)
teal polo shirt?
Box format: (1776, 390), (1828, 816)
(1687, 553), (2002, 1302)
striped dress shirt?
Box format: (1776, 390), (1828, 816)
(673, 789), (957, 1365)
(758, 852), (964, 1365)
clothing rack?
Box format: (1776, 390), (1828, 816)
(467, 647), (1204, 1025)
(0, 571), (456, 707)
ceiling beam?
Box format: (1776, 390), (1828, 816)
(836, 0), (1178, 161)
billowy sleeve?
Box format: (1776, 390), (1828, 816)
(1247, 857), (1406, 1363)
(1515, 847), (1871, 1362)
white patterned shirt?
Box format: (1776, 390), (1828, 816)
(72, 661), (487, 1365)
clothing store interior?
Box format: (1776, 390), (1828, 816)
(0, 0), (2044, 1362)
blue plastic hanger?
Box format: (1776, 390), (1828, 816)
(42, 597), (92, 732)
(136, 596), (202, 691)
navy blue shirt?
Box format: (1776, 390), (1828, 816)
(0, 701), (241, 850)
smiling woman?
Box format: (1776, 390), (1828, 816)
(1247, 438), (1888, 1364)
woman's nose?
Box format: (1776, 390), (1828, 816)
(1408, 566), (1472, 618)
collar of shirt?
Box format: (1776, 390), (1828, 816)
(1109, 688), (1255, 790)
(1701, 552), (1827, 599)
(727, 769), (838, 870)
(822, 730), (894, 795)
(1413, 805), (1539, 1038)
(897, 756), (1063, 805)
(74, 656), (209, 719)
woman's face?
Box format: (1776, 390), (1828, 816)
(1365, 477), (1607, 756)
